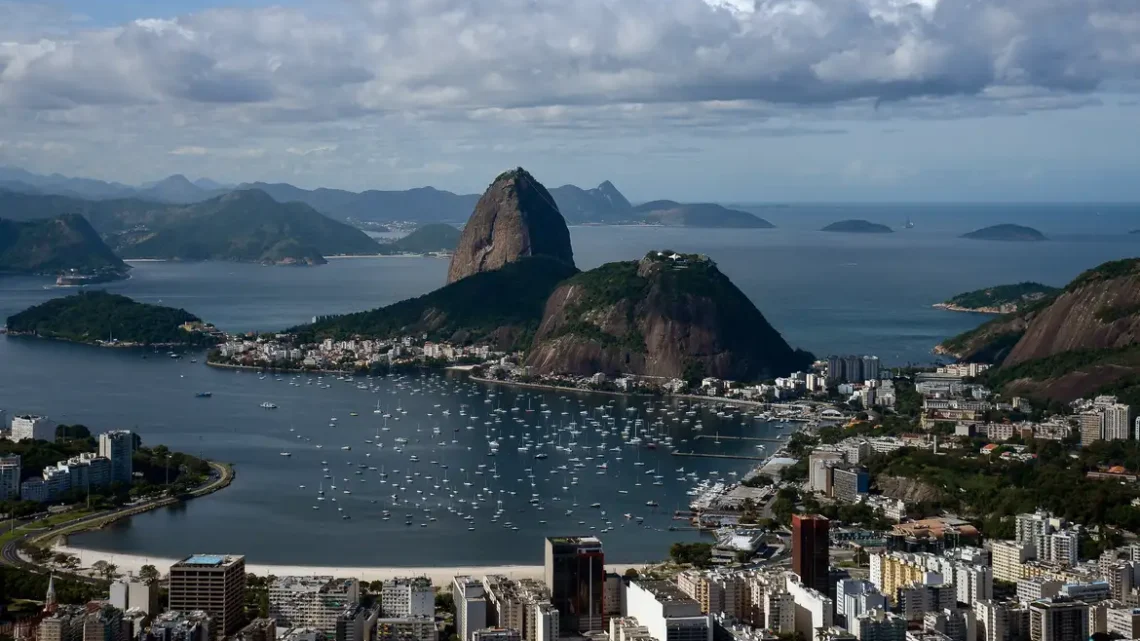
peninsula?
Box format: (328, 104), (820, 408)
(961, 224), (1047, 241)
(5, 291), (221, 347)
(934, 282), (1059, 314)
(377, 223), (461, 255)
(820, 219), (893, 234)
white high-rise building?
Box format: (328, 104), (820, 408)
(785, 573), (834, 641)
(765, 591), (796, 633)
(1038, 531), (1080, 567)
(381, 577), (433, 618)
(0, 455), (20, 500)
(10, 415), (56, 442)
(625, 580), (712, 641)
(532, 603), (559, 641)
(974, 600), (1012, 641)
(954, 565), (993, 607)
(851, 609), (906, 641)
(454, 576), (488, 641)
(1096, 398), (1132, 441)
(98, 430), (135, 485)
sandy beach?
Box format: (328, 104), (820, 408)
(52, 544), (643, 585)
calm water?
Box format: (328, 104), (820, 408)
(1, 207), (1138, 565)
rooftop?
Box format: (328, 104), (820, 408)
(176, 554), (243, 567)
(633, 580), (697, 604)
(547, 535), (602, 545)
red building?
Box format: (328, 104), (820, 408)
(792, 514), (830, 593)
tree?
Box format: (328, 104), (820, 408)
(139, 564), (160, 585)
(101, 563), (119, 581)
(623, 568), (639, 579)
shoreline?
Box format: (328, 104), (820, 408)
(931, 303), (1005, 314)
(3, 332), (214, 350)
(49, 544), (644, 584)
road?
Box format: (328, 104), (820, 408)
(1, 461), (232, 583)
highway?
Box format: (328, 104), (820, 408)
(1, 461), (232, 584)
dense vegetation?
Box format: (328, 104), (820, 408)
(961, 224), (1047, 241)
(378, 224), (461, 254)
(943, 282), (1058, 311)
(6, 291), (218, 346)
(0, 566), (107, 608)
(294, 257), (579, 349)
(669, 542), (715, 568)
(820, 219), (893, 233)
(0, 215), (126, 275)
(864, 439), (1140, 535)
(1070, 258), (1140, 288)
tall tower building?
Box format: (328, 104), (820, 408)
(544, 536), (605, 633)
(792, 515), (831, 594)
(168, 555), (246, 639)
(98, 430), (135, 485)
(0, 455), (21, 500)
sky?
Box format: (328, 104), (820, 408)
(0, 0), (1138, 202)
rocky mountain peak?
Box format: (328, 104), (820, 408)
(446, 167), (575, 284)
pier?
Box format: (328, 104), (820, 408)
(671, 451), (769, 461)
(692, 435), (783, 443)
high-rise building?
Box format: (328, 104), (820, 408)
(785, 573), (834, 641)
(454, 576), (488, 641)
(844, 356), (864, 384)
(831, 468), (870, 504)
(974, 600), (1012, 641)
(1106, 607), (1140, 639)
(764, 591), (796, 633)
(109, 578), (159, 615)
(98, 430), (135, 485)
(851, 609), (906, 641)
(896, 584), (955, 621)
(471, 630), (522, 641)
(335, 605), (378, 641)
(923, 609), (975, 641)
(11, 415), (57, 442)
(268, 576), (360, 634)
(83, 604), (126, 641)
(544, 536), (605, 633)
(792, 515), (830, 593)
(1101, 403), (1132, 441)
(380, 577), (433, 618)
(862, 356), (881, 382)
(168, 555), (246, 639)
(148, 610), (213, 641)
(235, 619), (277, 641)
(1028, 599), (1088, 641)
(991, 542), (1033, 584)
(38, 606), (87, 641)
(624, 580), (713, 641)
(532, 603), (559, 641)
(836, 580), (886, 622)
(0, 454), (20, 500)
(1079, 413), (1104, 447)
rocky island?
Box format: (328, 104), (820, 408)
(934, 282), (1059, 314)
(377, 223), (461, 255)
(961, 224), (1047, 242)
(633, 201), (774, 228)
(820, 219), (893, 234)
(6, 291), (221, 347)
(0, 214), (129, 280)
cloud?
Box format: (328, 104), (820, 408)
(170, 146), (208, 156)
(0, 0), (1135, 117)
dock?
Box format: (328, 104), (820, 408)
(671, 451), (769, 461)
(692, 435), (783, 443)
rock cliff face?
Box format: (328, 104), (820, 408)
(524, 251), (811, 380)
(446, 168), (575, 284)
(1003, 259), (1140, 366)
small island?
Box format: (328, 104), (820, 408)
(934, 282), (1059, 314)
(377, 223), (461, 255)
(5, 291), (221, 347)
(820, 219), (893, 234)
(633, 201), (775, 228)
(961, 224), (1047, 242)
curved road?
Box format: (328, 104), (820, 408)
(1, 461), (233, 583)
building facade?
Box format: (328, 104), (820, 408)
(168, 555), (246, 639)
(544, 536), (605, 633)
(792, 515), (830, 594)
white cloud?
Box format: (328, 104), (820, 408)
(170, 146), (208, 156)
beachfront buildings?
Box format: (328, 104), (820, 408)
(168, 555), (247, 639)
(454, 577), (488, 641)
(545, 536), (605, 633)
(267, 576), (360, 634)
(380, 577), (433, 618)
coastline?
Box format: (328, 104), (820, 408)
(49, 544), (644, 584)
(931, 302), (1005, 314)
(3, 332), (214, 350)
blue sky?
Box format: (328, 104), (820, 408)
(1, 0), (1139, 202)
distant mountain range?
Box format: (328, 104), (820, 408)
(0, 166), (772, 228)
(0, 188), (378, 265)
